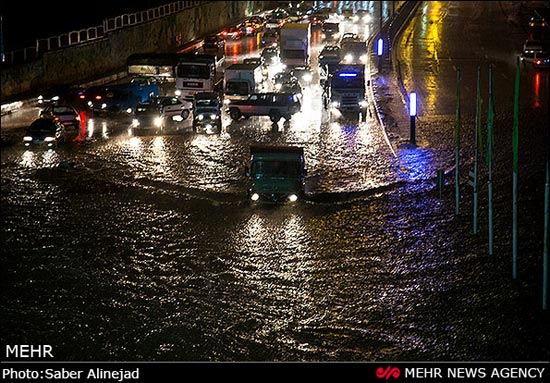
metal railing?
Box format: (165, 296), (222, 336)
(2, 1), (206, 67)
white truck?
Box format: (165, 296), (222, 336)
(224, 63), (265, 101)
(175, 53), (225, 101)
(279, 22), (311, 68)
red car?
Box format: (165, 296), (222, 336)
(219, 26), (243, 40)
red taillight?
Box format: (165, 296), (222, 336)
(95, 95), (102, 100)
(79, 95), (85, 99)
(54, 117), (60, 121)
(536, 60), (541, 65)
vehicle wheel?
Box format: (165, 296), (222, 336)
(229, 108), (241, 120)
(269, 111), (281, 123)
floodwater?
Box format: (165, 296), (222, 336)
(1, 1), (549, 361)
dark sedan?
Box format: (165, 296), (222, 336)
(23, 118), (65, 148)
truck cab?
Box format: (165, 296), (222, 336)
(245, 145), (306, 204)
(324, 64), (368, 119)
(175, 53), (225, 101)
(224, 63), (264, 101)
(192, 92), (222, 134)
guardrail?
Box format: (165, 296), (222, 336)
(1, 1), (206, 67)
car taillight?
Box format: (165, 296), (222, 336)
(79, 95), (85, 99)
(536, 60), (541, 64)
(95, 95), (102, 100)
(54, 117), (60, 121)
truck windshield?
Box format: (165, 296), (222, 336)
(251, 160), (301, 177)
(226, 81), (249, 95)
(177, 64), (210, 79)
(331, 76), (364, 89)
(281, 50), (306, 60)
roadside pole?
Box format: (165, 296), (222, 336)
(455, 67), (461, 216)
(512, 57), (520, 279)
(470, 66), (482, 235)
(544, 77), (549, 310)
(487, 65), (495, 257)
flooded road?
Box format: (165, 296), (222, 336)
(1, 1), (549, 361)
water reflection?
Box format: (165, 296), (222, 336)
(20, 149), (61, 168)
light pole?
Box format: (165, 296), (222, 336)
(409, 92), (417, 146)
(377, 37), (384, 72)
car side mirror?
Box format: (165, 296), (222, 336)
(244, 166), (250, 177)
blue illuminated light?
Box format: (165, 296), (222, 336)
(409, 92), (417, 116)
(338, 72), (358, 78)
(377, 38), (384, 56)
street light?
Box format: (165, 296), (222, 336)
(377, 38), (384, 56)
(409, 91), (417, 146)
(377, 37), (384, 72)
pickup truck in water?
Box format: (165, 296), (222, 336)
(245, 145), (306, 204)
(226, 92), (301, 123)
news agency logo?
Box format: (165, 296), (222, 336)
(376, 365), (401, 380)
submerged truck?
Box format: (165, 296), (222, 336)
(279, 22), (311, 67)
(323, 64), (368, 119)
(224, 63), (264, 101)
(245, 145), (306, 204)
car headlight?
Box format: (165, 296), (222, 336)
(175, 90), (182, 96)
(87, 101), (93, 107)
(359, 100), (368, 108)
(288, 194), (298, 202)
(23, 136), (32, 142)
(331, 101), (340, 108)
(360, 54), (368, 63)
(132, 119), (140, 127)
(44, 137), (55, 142)
(101, 103), (107, 109)
(302, 73), (312, 83)
(52, 96), (60, 101)
(344, 54), (353, 63)
(126, 108), (133, 114)
(210, 114), (218, 120)
(198, 114), (204, 121)
(250, 193), (260, 201)
(154, 117), (163, 127)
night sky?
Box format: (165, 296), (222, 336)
(1, 1), (175, 52)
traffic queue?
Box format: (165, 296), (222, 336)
(25, 3), (375, 204)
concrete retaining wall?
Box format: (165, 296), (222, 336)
(1, 1), (272, 102)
